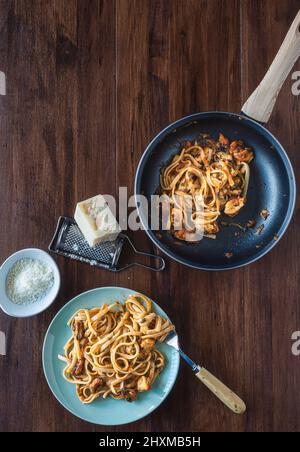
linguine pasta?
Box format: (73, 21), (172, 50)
(160, 133), (254, 241)
(58, 294), (174, 404)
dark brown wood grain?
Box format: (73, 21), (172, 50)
(0, 0), (299, 432)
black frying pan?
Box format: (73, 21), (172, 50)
(135, 11), (299, 271)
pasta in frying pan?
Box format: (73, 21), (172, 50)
(58, 294), (174, 404)
(160, 133), (254, 241)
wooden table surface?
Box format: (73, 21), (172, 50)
(0, 0), (299, 433)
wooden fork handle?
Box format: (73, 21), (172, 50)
(196, 367), (246, 415)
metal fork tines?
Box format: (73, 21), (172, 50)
(166, 330), (200, 373)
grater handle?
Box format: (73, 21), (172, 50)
(118, 235), (165, 272)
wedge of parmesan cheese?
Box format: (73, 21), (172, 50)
(74, 195), (121, 247)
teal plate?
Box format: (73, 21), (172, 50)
(42, 287), (180, 426)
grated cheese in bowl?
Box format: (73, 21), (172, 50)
(6, 258), (54, 305)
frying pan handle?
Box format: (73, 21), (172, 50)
(242, 10), (300, 123)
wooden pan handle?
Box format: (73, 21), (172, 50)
(196, 367), (246, 415)
(242, 10), (300, 123)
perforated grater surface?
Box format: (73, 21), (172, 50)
(49, 216), (165, 272)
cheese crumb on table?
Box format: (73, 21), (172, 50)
(74, 194), (121, 247)
(6, 258), (54, 305)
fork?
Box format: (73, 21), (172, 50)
(166, 330), (246, 414)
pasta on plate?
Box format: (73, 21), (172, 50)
(58, 293), (174, 404)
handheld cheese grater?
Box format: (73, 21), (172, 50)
(49, 216), (165, 272)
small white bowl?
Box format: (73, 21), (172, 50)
(0, 248), (60, 317)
